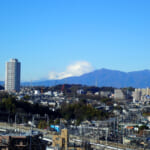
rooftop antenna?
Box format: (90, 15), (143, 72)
(95, 79), (98, 87)
(95, 73), (98, 87)
(30, 80), (32, 89)
(55, 80), (57, 86)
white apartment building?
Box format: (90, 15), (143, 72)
(114, 89), (126, 100)
(5, 59), (21, 92)
(133, 88), (150, 101)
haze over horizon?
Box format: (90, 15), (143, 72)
(0, 0), (150, 81)
(1, 68), (150, 83)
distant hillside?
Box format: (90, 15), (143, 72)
(0, 81), (4, 86)
(22, 69), (150, 88)
(0, 81), (4, 90)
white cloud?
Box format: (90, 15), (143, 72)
(49, 61), (93, 80)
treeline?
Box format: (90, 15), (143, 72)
(32, 84), (115, 96)
(29, 84), (135, 97)
(0, 92), (112, 125)
(60, 101), (110, 125)
(0, 85), (4, 90)
(0, 93), (60, 122)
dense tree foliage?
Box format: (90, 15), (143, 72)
(0, 91), (113, 125)
(34, 84), (116, 96)
(38, 120), (47, 129)
(0, 86), (4, 90)
(60, 101), (110, 125)
(0, 92), (9, 100)
(0, 93), (60, 122)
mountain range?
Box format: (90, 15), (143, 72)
(22, 68), (150, 88)
(1, 68), (150, 88)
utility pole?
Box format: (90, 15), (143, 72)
(46, 114), (49, 131)
(29, 128), (32, 150)
(29, 115), (35, 150)
(117, 114), (119, 150)
(105, 128), (108, 145)
(15, 113), (17, 131)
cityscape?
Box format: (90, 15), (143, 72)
(1, 0), (150, 150)
(0, 58), (150, 149)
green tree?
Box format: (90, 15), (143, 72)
(2, 97), (16, 113)
(38, 120), (47, 129)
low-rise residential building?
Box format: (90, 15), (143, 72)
(0, 131), (45, 150)
(100, 91), (112, 98)
(52, 129), (88, 150)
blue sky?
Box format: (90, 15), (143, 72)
(0, 0), (150, 81)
